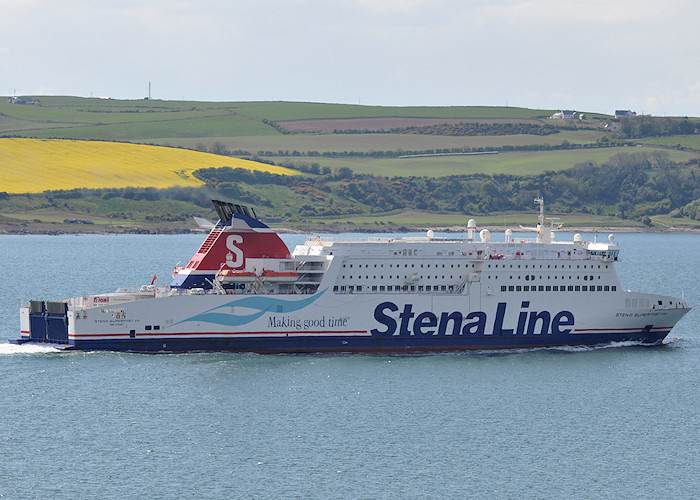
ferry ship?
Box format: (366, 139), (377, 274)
(13, 198), (691, 353)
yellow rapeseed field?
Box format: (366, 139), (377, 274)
(0, 138), (298, 193)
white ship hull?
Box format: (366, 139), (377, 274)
(17, 282), (689, 352)
(15, 199), (691, 353)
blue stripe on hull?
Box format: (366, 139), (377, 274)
(27, 329), (670, 353)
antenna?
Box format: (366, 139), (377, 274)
(534, 196), (544, 226)
(148, 82), (151, 100)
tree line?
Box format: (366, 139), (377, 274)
(193, 152), (700, 222)
(618, 116), (697, 138)
(333, 122), (561, 136)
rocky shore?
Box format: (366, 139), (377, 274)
(1, 220), (698, 235)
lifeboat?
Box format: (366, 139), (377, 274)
(260, 270), (298, 282)
(217, 269), (258, 283)
(489, 254), (505, 260)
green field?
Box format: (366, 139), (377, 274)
(0, 97), (557, 133)
(227, 102), (560, 121)
(261, 146), (698, 177)
(636, 135), (700, 150)
(153, 129), (604, 153)
(11, 114), (279, 141)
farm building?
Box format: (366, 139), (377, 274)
(7, 96), (35, 105)
(550, 110), (582, 119)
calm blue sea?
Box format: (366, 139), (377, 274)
(1, 232), (698, 499)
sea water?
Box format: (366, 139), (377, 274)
(0, 232), (698, 499)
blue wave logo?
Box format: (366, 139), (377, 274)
(171, 289), (326, 327)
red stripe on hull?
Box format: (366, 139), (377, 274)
(70, 330), (369, 338)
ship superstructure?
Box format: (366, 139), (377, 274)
(14, 199), (690, 352)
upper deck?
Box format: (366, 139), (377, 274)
(294, 231), (620, 264)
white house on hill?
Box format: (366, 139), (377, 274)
(551, 110), (581, 119)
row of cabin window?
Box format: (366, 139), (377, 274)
(488, 263), (608, 269)
(333, 284), (456, 293)
(343, 263), (473, 269)
(382, 250), (466, 257)
(339, 273), (605, 283)
(341, 275), (462, 280)
(500, 285), (617, 292)
(341, 262), (608, 270)
(488, 274), (602, 281)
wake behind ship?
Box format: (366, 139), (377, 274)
(14, 199), (690, 353)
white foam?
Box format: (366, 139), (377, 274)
(0, 342), (65, 355)
(454, 340), (659, 357)
(541, 340), (657, 354)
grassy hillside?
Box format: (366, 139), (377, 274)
(4, 96), (688, 175)
(1, 96), (699, 232)
(0, 97), (558, 138)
